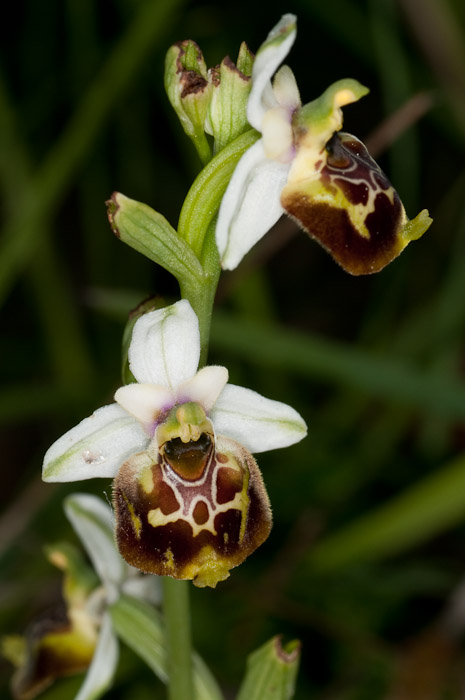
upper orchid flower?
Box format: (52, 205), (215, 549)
(216, 14), (432, 275)
(43, 300), (307, 587)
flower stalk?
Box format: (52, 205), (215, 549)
(162, 578), (194, 700)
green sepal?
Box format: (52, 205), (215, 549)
(236, 41), (254, 77)
(106, 192), (205, 287)
(236, 636), (301, 700)
(295, 78), (369, 144)
(206, 43), (253, 153)
(121, 296), (166, 385)
(110, 594), (224, 700)
(164, 40), (213, 164)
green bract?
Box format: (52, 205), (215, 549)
(205, 42), (254, 153)
(237, 636), (301, 700)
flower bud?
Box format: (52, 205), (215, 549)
(164, 40), (213, 158)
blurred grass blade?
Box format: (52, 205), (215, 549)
(236, 636), (300, 700)
(211, 313), (465, 420)
(297, 0), (372, 63)
(110, 595), (224, 700)
(306, 451), (465, 573)
(369, 0), (420, 212)
(0, 0), (186, 307)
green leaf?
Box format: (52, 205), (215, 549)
(106, 192), (204, 286)
(236, 636), (300, 700)
(110, 595), (224, 700)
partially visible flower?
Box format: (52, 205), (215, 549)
(216, 14), (432, 274)
(3, 494), (159, 700)
(43, 300), (307, 587)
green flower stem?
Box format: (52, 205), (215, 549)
(162, 578), (194, 700)
(164, 220), (220, 696)
(176, 131), (260, 364)
(155, 123), (258, 700)
(178, 129), (259, 258)
(162, 131), (245, 696)
(180, 219), (221, 368)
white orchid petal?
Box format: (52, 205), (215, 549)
(262, 106), (295, 162)
(216, 139), (289, 270)
(272, 65), (301, 110)
(115, 384), (174, 429)
(74, 613), (119, 700)
(42, 404), (149, 482)
(128, 300), (200, 388)
(177, 365), (229, 413)
(64, 494), (127, 596)
(210, 383), (307, 453)
(247, 14), (297, 130)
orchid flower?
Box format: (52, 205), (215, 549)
(43, 300), (307, 587)
(216, 14), (432, 275)
(6, 494), (160, 700)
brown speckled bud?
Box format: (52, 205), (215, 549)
(113, 428), (272, 588)
(282, 132), (430, 274)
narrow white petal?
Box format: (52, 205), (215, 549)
(210, 384), (307, 453)
(128, 300), (200, 388)
(42, 404), (149, 482)
(64, 493), (127, 596)
(115, 383), (174, 430)
(177, 365), (229, 413)
(247, 14), (297, 130)
(74, 613), (119, 700)
(216, 139), (289, 270)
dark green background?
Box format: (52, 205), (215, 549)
(2, 0), (465, 698)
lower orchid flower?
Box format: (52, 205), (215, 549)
(43, 300), (307, 587)
(216, 14), (432, 274)
(4, 494), (160, 700)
